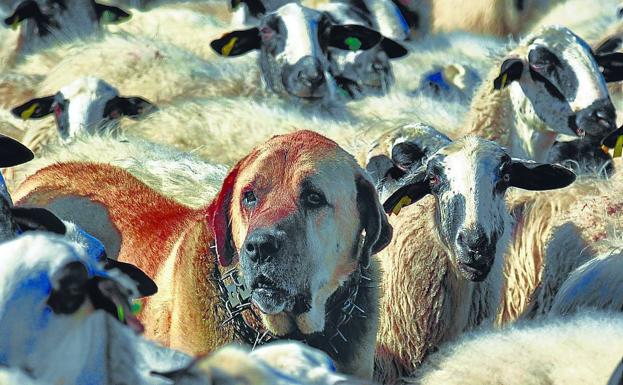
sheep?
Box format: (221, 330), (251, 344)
(209, 2), (393, 101)
(460, 25), (620, 162)
(409, 311), (623, 385)
(0, 233), (190, 384)
(316, 0), (409, 98)
(549, 237), (623, 315)
(9, 76), (155, 152)
(546, 134), (616, 177)
(370, 129), (575, 384)
(154, 341), (372, 385)
(429, 0), (554, 36)
(3, 0), (132, 55)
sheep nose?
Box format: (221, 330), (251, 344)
(243, 230), (282, 264)
(574, 99), (616, 137)
(456, 228), (489, 260)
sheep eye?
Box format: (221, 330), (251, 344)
(260, 26), (274, 41)
(242, 190), (257, 208)
(429, 174), (441, 187)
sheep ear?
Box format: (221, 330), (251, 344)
(11, 95), (55, 120)
(211, 28), (261, 57)
(508, 160), (576, 190)
(593, 52), (623, 83)
(0, 135), (34, 167)
(366, 154), (406, 187)
(4, 1), (42, 30)
(103, 259), (158, 297)
(594, 36), (622, 55)
(327, 25), (382, 51)
(94, 2), (131, 24)
(493, 58), (524, 90)
(356, 175), (393, 268)
(10, 207), (67, 235)
(380, 37), (408, 59)
(104, 96), (156, 120)
(382, 173), (431, 215)
(209, 162), (243, 266)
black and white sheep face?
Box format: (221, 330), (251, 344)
(494, 26), (617, 139)
(382, 136), (576, 282)
(4, 0), (130, 52)
(11, 77), (155, 142)
(212, 3), (387, 100)
(0, 235), (146, 378)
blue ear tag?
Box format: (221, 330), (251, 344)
(424, 71), (450, 91)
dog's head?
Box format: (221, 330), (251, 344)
(210, 130), (391, 336)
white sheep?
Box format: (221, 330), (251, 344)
(549, 236), (623, 315)
(460, 25), (619, 162)
(3, 0), (132, 55)
(371, 130), (575, 384)
(0, 233), (190, 384)
(10, 76), (155, 152)
(410, 311), (623, 385)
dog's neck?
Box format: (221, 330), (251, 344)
(214, 260), (373, 360)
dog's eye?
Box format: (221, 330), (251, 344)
(242, 190), (257, 207)
(302, 191), (326, 208)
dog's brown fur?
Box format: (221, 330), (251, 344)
(14, 131), (390, 379)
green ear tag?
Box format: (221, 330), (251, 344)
(345, 37), (362, 51)
(131, 301), (142, 315)
(117, 305), (125, 323)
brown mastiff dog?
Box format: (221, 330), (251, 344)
(14, 130), (392, 379)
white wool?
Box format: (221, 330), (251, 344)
(0, 234), (191, 384)
(410, 312), (623, 385)
(550, 236), (623, 315)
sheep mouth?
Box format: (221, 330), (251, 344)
(457, 261), (492, 282)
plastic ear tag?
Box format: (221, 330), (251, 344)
(345, 37), (362, 51)
(131, 301), (142, 315)
(392, 195), (412, 215)
(11, 19), (21, 30)
(221, 37), (238, 57)
(20, 103), (38, 120)
(601, 144), (611, 154)
(614, 135), (623, 158)
(500, 73), (508, 88)
(117, 304), (125, 323)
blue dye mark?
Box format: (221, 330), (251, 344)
(565, 267), (600, 301)
(77, 229), (106, 263)
(309, 19), (319, 57)
(392, 3), (410, 36)
(424, 71), (450, 91)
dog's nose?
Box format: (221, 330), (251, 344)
(243, 230), (282, 263)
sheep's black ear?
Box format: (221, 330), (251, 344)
(11, 96), (55, 120)
(382, 172), (431, 215)
(4, 1), (43, 29)
(103, 259), (158, 297)
(104, 96), (156, 120)
(0, 135), (34, 167)
(493, 58), (524, 90)
(594, 52), (623, 83)
(211, 28), (261, 57)
(47, 261), (89, 314)
(594, 37), (622, 55)
(94, 2), (131, 24)
(380, 37), (408, 59)
(10, 207), (67, 235)
(327, 25), (382, 51)
(508, 160), (576, 190)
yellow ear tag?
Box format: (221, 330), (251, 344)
(11, 19), (20, 30)
(392, 196), (412, 216)
(221, 37), (238, 57)
(614, 135), (623, 158)
(500, 73), (508, 88)
(20, 103), (38, 120)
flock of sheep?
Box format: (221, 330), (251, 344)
(0, 0), (623, 384)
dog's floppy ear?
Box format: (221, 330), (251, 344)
(210, 162), (243, 267)
(356, 175), (392, 268)
(493, 58), (524, 90)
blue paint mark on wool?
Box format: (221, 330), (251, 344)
(77, 228), (107, 263)
(392, 3), (410, 37)
(424, 71), (450, 91)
